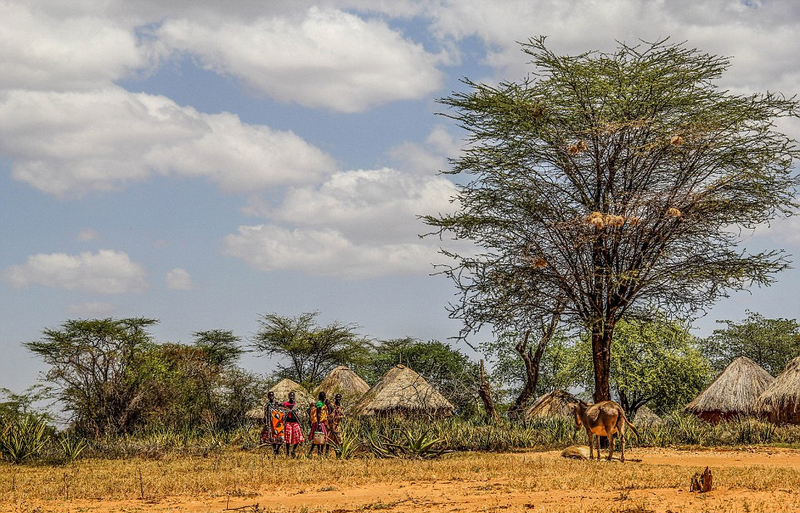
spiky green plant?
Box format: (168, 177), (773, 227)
(0, 416), (50, 464)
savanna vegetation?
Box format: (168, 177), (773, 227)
(3, 37), (800, 513)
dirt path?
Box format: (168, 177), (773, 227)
(8, 448), (800, 513)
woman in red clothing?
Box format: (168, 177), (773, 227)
(283, 391), (304, 457)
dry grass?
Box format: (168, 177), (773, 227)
(3, 449), (800, 506)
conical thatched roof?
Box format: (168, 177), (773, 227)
(685, 356), (774, 423)
(524, 389), (580, 421)
(632, 405), (662, 426)
(313, 366), (370, 404)
(245, 378), (312, 419)
(351, 364), (454, 417)
(755, 356), (800, 424)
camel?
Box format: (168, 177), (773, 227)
(573, 400), (639, 462)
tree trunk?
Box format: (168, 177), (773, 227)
(477, 359), (500, 423)
(508, 308), (563, 418)
(591, 320), (614, 403)
(507, 331), (545, 418)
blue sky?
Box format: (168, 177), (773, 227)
(2, 0), (800, 393)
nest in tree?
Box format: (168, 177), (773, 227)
(534, 257), (547, 268)
(567, 140), (587, 155)
(606, 214), (625, 227)
(586, 211), (605, 229)
(670, 135), (685, 146)
(666, 207), (682, 218)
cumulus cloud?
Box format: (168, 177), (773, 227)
(223, 225), (442, 279)
(165, 268), (194, 290)
(227, 123), (464, 278)
(3, 249), (148, 294)
(156, 7), (445, 112)
(0, 87), (338, 196)
(0, 2), (148, 91)
(424, 0), (800, 94)
(228, 164), (460, 276)
(265, 168), (456, 242)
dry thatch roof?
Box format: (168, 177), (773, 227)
(245, 378), (312, 419)
(351, 364), (454, 417)
(632, 405), (662, 426)
(313, 365), (370, 404)
(685, 356), (774, 422)
(524, 389), (580, 421)
(755, 356), (800, 424)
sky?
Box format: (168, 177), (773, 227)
(2, 0), (800, 394)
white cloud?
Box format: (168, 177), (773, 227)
(0, 2), (148, 91)
(423, 0), (800, 94)
(3, 249), (148, 294)
(0, 87), (338, 196)
(156, 7), (445, 112)
(166, 268), (194, 290)
(66, 301), (116, 317)
(223, 225), (441, 279)
(266, 168), (457, 243)
(229, 123), (462, 278)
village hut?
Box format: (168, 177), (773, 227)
(632, 405), (662, 426)
(351, 364), (454, 417)
(245, 378), (313, 419)
(313, 365), (370, 405)
(685, 356), (774, 423)
(754, 356), (800, 424)
(524, 389), (580, 421)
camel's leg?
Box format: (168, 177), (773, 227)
(587, 431), (594, 460)
(620, 424), (626, 462)
(606, 432), (614, 461)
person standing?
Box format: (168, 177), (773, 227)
(263, 391), (284, 455)
(283, 391), (303, 457)
(326, 393), (345, 455)
(307, 391), (328, 457)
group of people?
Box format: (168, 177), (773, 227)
(262, 390), (345, 457)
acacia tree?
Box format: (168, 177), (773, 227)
(25, 318), (158, 436)
(252, 312), (369, 389)
(425, 37), (799, 402)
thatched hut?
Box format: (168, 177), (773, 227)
(351, 364), (454, 417)
(524, 389), (580, 421)
(245, 378), (312, 419)
(754, 356), (800, 424)
(685, 356), (774, 423)
(632, 405), (662, 426)
(313, 365), (370, 405)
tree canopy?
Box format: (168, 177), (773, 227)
(425, 37), (800, 401)
(252, 312), (370, 389)
(701, 310), (800, 375)
(571, 316), (712, 415)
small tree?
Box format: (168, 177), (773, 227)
(252, 312), (369, 389)
(25, 318), (158, 436)
(426, 37), (800, 401)
(701, 311), (800, 375)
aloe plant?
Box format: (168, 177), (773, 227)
(0, 417), (50, 464)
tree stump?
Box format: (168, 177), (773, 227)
(690, 467), (713, 492)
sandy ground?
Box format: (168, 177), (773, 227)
(7, 447), (800, 513)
